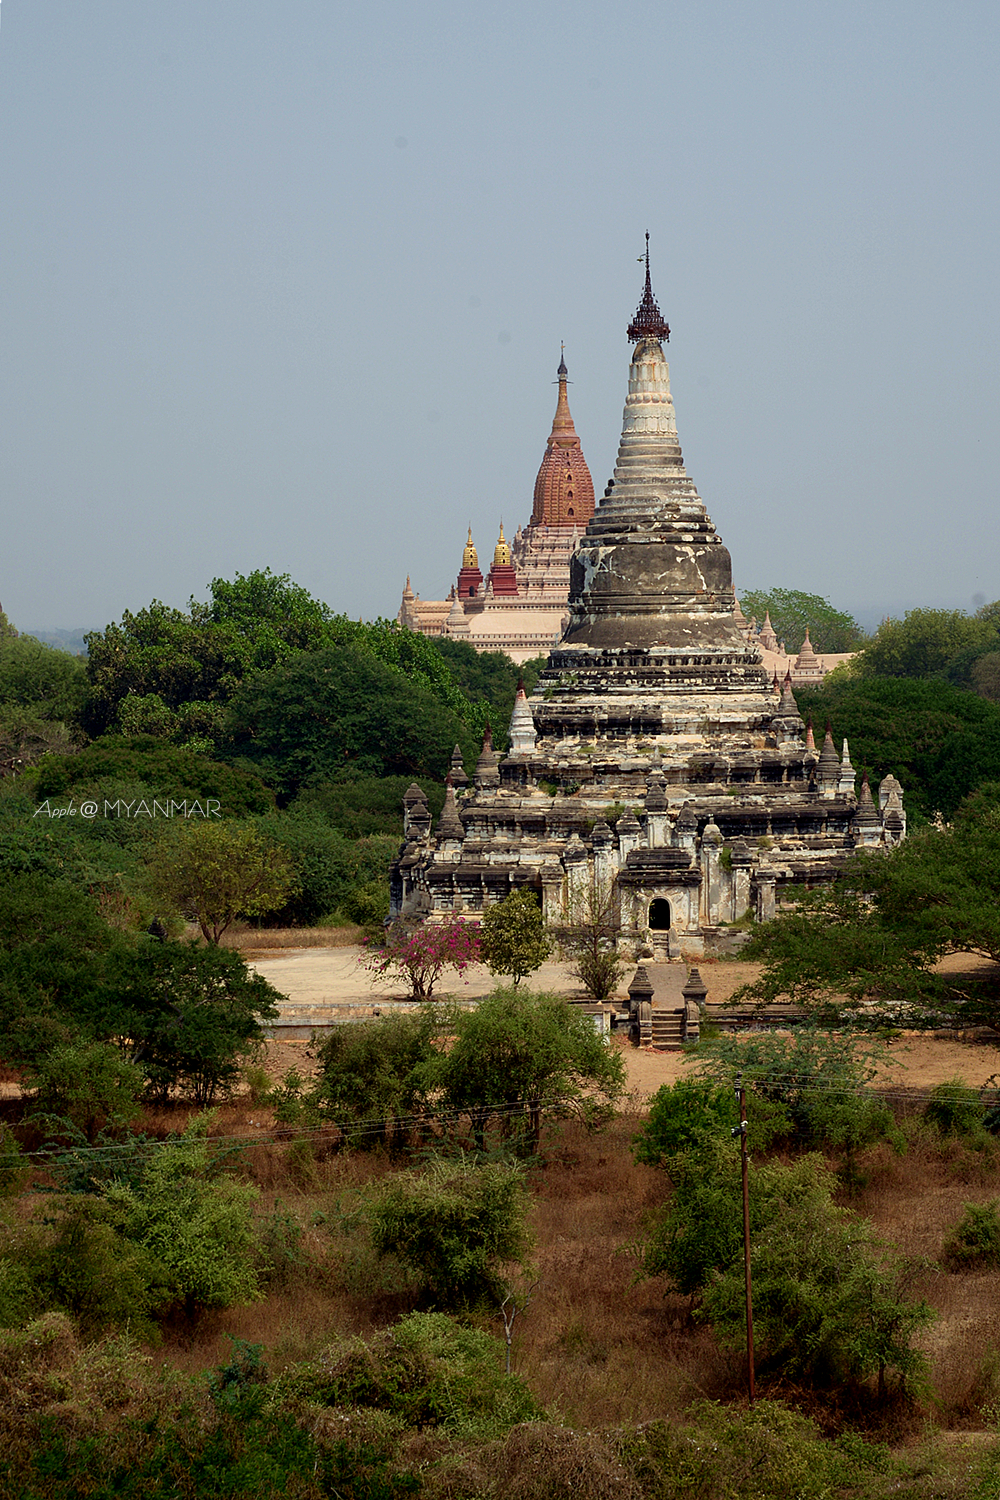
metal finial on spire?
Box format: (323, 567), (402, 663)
(627, 232), (670, 344)
(557, 340), (568, 377)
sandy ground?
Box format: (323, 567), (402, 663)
(251, 946), (1000, 1103)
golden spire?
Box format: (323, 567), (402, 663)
(462, 527), (478, 569)
(493, 522), (511, 567)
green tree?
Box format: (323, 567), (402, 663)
(223, 643), (477, 795)
(0, 635), (88, 722)
(437, 987), (626, 1151)
(972, 651), (1000, 702)
(108, 941), (282, 1104)
(739, 588), (866, 654)
(633, 1076), (790, 1167)
(429, 638), (546, 748)
(734, 786), (1000, 1026)
(252, 809), (395, 925)
(479, 888), (552, 985)
(307, 1008), (442, 1149)
(293, 773), (446, 839)
(0, 874), (125, 1066)
(702, 1158), (933, 1393)
(83, 601), (250, 740)
(856, 606), (1000, 683)
(201, 568), (335, 668)
(368, 1158), (532, 1309)
(0, 635), (89, 770)
(794, 676), (1000, 821)
(31, 735), (274, 815)
(145, 820), (299, 943)
(645, 1147), (933, 1392)
(696, 1028), (900, 1164)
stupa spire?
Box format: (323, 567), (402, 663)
(531, 349), (595, 529)
(627, 233), (670, 343)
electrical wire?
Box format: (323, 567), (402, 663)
(9, 1069), (996, 1170)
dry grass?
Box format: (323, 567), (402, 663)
(179, 921), (367, 954)
(849, 1124), (1000, 1423)
(143, 1110), (742, 1427)
(17, 1061), (1000, 1441)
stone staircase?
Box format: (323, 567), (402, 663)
(651, 1006), (686, 1051)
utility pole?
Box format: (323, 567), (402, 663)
(733, 1073), (755, 1405)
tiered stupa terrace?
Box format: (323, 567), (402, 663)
(393, 248), (904, 955)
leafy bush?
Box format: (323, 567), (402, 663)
(253, 811), (394, 924)
(438, 986), (627, 1152)
(290, 1311), (541, 1438)
(25, 1040), (144, 1142)
(0, 1313), (421, 1500)
(618, 1400), (894, 1500)
(925, 1079), (987, 1138)
(633, 1077), (790, 1169)
(0, 1206), (168, 1339)
(645, 1147), (934, 1392)
(341, 879), (390, 927)
(945, 1200), (1000, 1268)
(209, 1336), (269, 1406)
(310, 1008), (441, 1149)
(696, 1028), (900, 1160)
(368, 1158), (532, 1310)
(102, 1117), (261, 1315)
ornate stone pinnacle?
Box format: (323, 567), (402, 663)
(627, 232), (670, 344)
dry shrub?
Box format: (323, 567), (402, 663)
(0, 1313), (183, 1477)
(423, 1422), (642, 1500)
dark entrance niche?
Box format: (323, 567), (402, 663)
(648, 898), (671, 930)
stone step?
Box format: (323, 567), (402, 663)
(651, 1007), (686, 1051)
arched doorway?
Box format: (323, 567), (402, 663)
(648, 898), (671, 931)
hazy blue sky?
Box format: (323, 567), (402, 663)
(1, 1), (997, 637)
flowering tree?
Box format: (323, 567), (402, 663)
(364, 916), (481, 998)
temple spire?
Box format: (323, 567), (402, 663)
(531, 349), (595, 528)
(627, 232), (670, 344)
